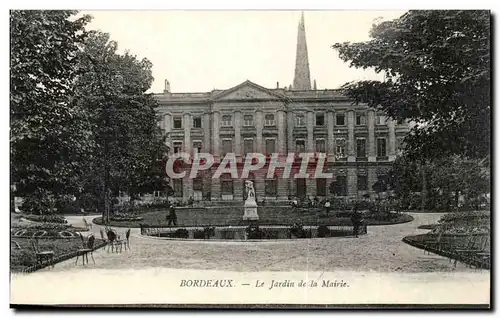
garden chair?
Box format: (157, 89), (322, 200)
(30, 239), (55, 269)
(75, 233), (95, 265)
(106, 229), (118, 253)
(114, 233), (126, 252)
(82, 218), (92, 230)
(125, 229), (131, 250)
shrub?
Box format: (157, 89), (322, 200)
(246, 225), (262, 239)
(171, 229), (189, 238)
(317, 225), (330, 238)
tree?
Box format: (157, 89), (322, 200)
(332, 10), (490, 161)
(10, 11), (93, 214)
(389, 155), (490, 210)
(75, 31), (168, 222)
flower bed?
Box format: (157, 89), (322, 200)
(110, 213), (144, 222)
(11, 222), (87, 239)
(23, 214), (67, 224)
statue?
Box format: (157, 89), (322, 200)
(243, 180), (259, 221)
(245, 180), (256, 199)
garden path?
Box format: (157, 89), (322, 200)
(34, 213), (479, 273)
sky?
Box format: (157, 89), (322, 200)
(83, 11), (407, 93)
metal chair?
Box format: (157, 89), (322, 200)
(125, 229), (131, 250)
(82, 218), (92, 230)
(30, 239), (55, 269)
(75, 233), (95, 265)
(106, 229), (118, 253)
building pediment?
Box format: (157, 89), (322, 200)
(213, 80), (284, 101)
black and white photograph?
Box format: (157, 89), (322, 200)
(9, 8), (491, 308)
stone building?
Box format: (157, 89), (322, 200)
(154, 13), (410, 202)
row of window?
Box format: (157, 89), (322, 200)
(171, 113), (389, 129)
(169, 176), (380, 198)
(173, 137), (404, 157)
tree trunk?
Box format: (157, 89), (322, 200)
(420, 163), (427, 211)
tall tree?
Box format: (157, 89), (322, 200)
(75, 31), (167, 222)
(332, 10), (490, 161)
(10, 10), (93, 214)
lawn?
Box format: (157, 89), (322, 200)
(10, 238), (86, 272)
(93, 206), (414, 228)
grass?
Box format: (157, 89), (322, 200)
(93, 207), (414, 228)
(10, 238), (85, 272)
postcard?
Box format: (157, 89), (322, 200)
(9, 9), (491, 308)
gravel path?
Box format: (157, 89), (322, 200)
(31, 212), (479, 273)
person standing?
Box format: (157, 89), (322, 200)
(167, 205), (177, 226)
(350, 206), (363, 238)
(324, 200), (331, 216)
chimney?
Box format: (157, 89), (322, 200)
(313, 79), (317, 90)
(164, 79), (171, 94)
(276, 81), (279, 89)
(288, 84), (292, 90)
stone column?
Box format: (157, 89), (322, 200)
(203, 112), (211, 153)
(287, 110), (294, 154)
(164, 113), (172, 134)
(184, 177), (193, 201)
(211, 178), (221, 201)
(255, 110), (263, 154)
(234, 110), (242, 161)
(277, 109), (285, 155)
(368, 109), (376, 162)
(307, 110), (314, 152)
(388, 119), (396, 161)
(306, 179), (316, 198)
(368, 167), (378, 199)
(277, 178), (288, 200)
(234, 178), (243, 201)
(347, 167), (357, 198)
(212, 111), (221, 161)
(347, 110), (355, 162)
(183, 113), (192, 156)
(164, 113), (172, 148)
(327, 110), (335, 161)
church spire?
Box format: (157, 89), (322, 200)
(292, 11), (312, 90)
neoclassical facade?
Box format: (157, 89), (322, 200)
(154, 13), (409, 202)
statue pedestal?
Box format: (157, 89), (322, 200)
(242, 197), (259, 221)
